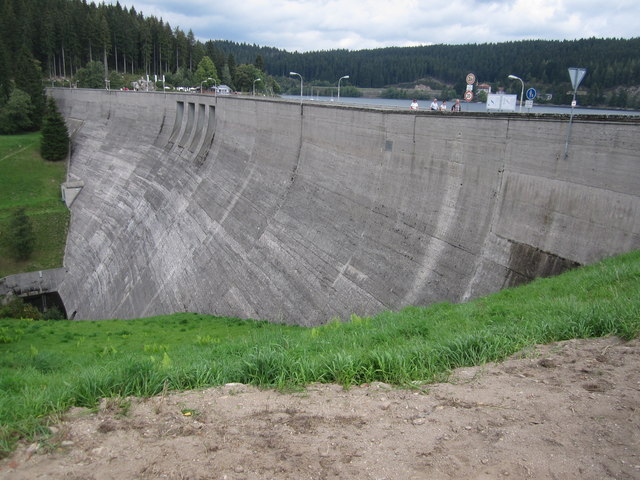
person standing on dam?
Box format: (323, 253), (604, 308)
(430, 98), (439, 110)
(451, 99), (462, 112)
(410, 99), (419, 110)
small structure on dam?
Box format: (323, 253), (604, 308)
(0, 269), (68, 317)
(47, 88), (640, 325)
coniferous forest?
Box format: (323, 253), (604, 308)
(1, 0), (640, 134)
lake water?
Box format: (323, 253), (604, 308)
(281, 95), (640, 116)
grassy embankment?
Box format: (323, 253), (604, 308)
(0, 132), (70, 277)
(1, 249), (639, 456)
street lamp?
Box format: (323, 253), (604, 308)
(200, 77), (213, 94)
(507, 74), (524, 113)
(337, 75), (349, 100)
(253, 78), (262, 96)
(290, 71), (303, 104)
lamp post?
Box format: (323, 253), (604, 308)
(200, 77), (213, 94)
(337, 75), (349, 100)
(290, 71), (303, 104)
(507, 74), (524, 113)
(253, 78), (262, 96)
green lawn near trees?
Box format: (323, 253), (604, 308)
(0, 132), (69, 277)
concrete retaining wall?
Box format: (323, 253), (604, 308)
(0, 268), (67, 297)
(49, 89), (640, 324)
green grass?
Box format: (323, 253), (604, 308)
(1, 250), (639, 456)
(0, 132), (69, 277)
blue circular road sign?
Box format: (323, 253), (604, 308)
(526, 88), (537, 100)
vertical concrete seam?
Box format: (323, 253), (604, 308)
(490, 117), (509, 236)
(152, 95), (169, 147)
(291, 104), (304, 183)
(460, 118), (509, 302)
(270, 101), (305, 221)
(413, 114), (417, 144)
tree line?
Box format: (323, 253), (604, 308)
(218, 38), (640, 107)
(0, 0), (279, 133)
(0, 0), (275, 92)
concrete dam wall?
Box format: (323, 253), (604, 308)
(50, 89), (640, 324)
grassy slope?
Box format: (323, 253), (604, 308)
(0, 132), (69, 277)
(1, 249), (638, 456)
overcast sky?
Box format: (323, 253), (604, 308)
(113, 0), (638, 52)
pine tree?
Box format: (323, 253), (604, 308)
(227, 54), (237, 83)
(254, 54), (264, 72)
(41, 97), (69, 162)
(0, 42), (11, 104)
(14, 46), (45, 129)
(9, 208), (36, 261)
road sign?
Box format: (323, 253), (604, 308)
(486, 94), (517, 111)
(525, 100), (534, 109)
(568, 68), (587, 90)
(466, 84), (473, 92)
(526, 88), (537, 100)
(464, 91), (474, 102)
(466, 73), (476, 85)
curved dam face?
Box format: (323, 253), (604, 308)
(50, 89), (640, 324)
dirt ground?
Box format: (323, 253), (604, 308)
(1, 336), (639, 480)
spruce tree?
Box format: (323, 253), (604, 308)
(0, 43), (10, 104)
(9, 208), (36, 261)
(40, 97), (69, 162)
(13, 46), (45, 129)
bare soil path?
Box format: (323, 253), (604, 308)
(1, 336), (639, 479)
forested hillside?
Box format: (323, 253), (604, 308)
(215, 38), (640, 91)
(1, 0), (639, 109)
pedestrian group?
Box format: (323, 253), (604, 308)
(411, 98), (462, 112)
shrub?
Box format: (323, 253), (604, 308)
(43, 306), (65, 320)
(0, 296), (42, 320)
(74, 61), (104, 89)
(0, 88), (36, 134)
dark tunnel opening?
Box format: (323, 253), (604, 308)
(22, 291), (68, 319)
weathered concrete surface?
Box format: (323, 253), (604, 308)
(49, 89), (640, 324)
(0, 268), (67, 297)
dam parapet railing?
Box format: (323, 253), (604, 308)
(49, 87), (640, 121)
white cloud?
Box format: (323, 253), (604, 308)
(112, 0), (640, 52)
